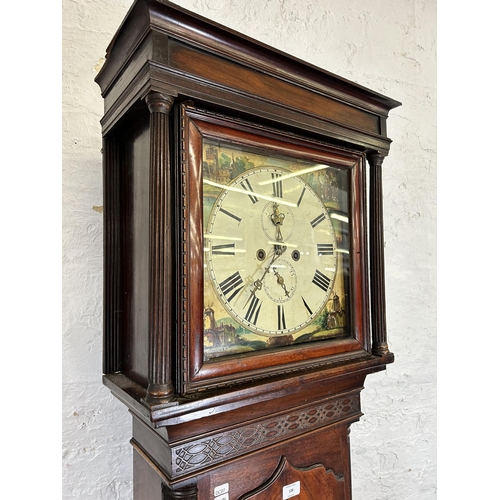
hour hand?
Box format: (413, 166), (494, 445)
(271, 203), (285, 242)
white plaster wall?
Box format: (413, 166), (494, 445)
(62, 0), (437, 498)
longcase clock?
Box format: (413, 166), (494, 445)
(95, 1), (400, 498)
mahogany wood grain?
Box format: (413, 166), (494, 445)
(194, 422), (354, 500)
(240, 458), (340, 500)
(169, 42), (381, 133)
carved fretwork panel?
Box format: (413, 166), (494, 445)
(172, 394), (360, 477)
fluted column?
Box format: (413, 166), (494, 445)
(368, 152), (390, 356)
(102, 134), (123, 374)
(145, 92), (176, 403)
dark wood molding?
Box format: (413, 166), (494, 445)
(96, 1), (400, 116)
(96, 1), (401, 151)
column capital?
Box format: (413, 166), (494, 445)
(367, 151), (386, 168)
(146, 92), (175, 115)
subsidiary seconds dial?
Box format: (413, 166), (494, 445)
(206, 166), (338, 337)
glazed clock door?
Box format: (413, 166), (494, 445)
(181, 105), (370, 394)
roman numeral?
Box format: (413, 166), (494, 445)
(302, 297), (313, 316)
(212, 243), (236, 255)
(244, 295), (262, 325)
(317, 243), (334, 255)
(219, 271), (244, 303)
(312, 269), (331, 292)
(277, 304), (286, 330)
(219, 207), (242, 223)
(240, 178), (258, 204)
(272, 173), (283, 198)
(310, 213), (326, 228)
(296, 187), (306, 207)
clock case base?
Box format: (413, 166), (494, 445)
(95, 1), (399, 498)
(133, 416), (355, 500)
(104, 352), (392, 499)
(107, 356), (390, 499)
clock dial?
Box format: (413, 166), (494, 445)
(202, 138), (351, 361)
(205, 166), (338, 337)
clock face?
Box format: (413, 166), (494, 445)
(206, 167), (336, 336)
(202, 140), (350, 360)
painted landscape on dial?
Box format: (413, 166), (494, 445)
(202, 139), (350, 361)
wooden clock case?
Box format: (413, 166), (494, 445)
(95, 1), (400, 498)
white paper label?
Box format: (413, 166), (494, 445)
(283, 480), (300, 499)
(214, 483), (229, 497)
(214, 494), (228, 500)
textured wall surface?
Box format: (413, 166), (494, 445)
(61, 0), (437, 498)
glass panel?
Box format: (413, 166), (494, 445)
(202, 139), (351, 361)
